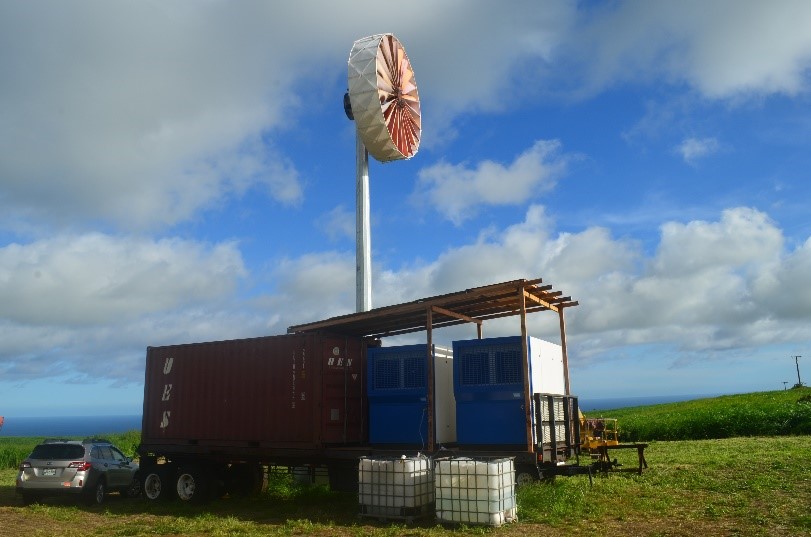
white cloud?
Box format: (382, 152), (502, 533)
(371, 205), (640, 339)
(0, 2), (309, 231)
(0, 232), (258, 383)
(413, 140), (568, 224)
(0, 233), (246, 326)
(338, 205), (809, 359)
(251, 205), (810, 361)
(570, 1), (811, 99)
(317, 206), (355, 242)
(263, 251), (356, 325)
(753, 236), (811, 319)
(3, 2), (811, 397)
(573, 207), (792, 355)
(2, 205), (810, 386)
(676, 137), (721, 163)
(3, 1), (807, 236)
(0, 1), (575, 231)
(652, 208), (782, 276)
(0, 307), (272, 384)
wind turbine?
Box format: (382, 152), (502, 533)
(345, 34), (421, 312)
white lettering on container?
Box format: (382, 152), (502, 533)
(158, 355), (175, 430)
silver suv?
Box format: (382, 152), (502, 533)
(16, 438), (140, 505)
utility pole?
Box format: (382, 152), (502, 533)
(782, 381), (789, 390)
(794, 355), (803, 387)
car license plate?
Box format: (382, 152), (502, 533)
(42, 468), (56, 476)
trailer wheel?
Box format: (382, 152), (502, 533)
(143, 469), (171, 502)
(537, 464), (557, 483)
(515, 466), (539, 486)
(328, 462), (359, 492)
(123, 473), (142, 498)
(175, 466), (209, 503)
(227, 463), (265, 497)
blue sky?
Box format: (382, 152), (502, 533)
(2, 1), (811, 417)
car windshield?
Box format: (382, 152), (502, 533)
(29, 444), (85, 460)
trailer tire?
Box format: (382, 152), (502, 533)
(537, 465), (557, 483)
(123, 472), (142, 498)
(175, 466), (209, 503)
(515, 466), (539, 486)
(142, 468), (172, 502)
(328, 462), (359, 492)
(227, 463), (265, 497)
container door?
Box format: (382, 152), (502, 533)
(320, 335), (366, 444)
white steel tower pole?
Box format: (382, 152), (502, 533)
(356, 133), (372, 312)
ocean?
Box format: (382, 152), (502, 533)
(578, 393), (717, 412)
(0, 415), (141, 438)
(0, 394), (714, 437)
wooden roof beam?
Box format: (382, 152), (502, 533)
(523, 289), (561, 312)
(431, 305), (483, 327)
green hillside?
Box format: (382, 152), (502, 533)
(584, 387), (811, 441)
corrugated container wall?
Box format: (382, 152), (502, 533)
(141, 333), (367, 449)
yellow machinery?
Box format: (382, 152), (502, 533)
(579, 411), (619, 453)
(578, 411), (648, 474)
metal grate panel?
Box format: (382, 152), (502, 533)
(458, 343), (523, 387)
(402, 356), (426, 389)
(374, 358), (401, 390)
(460, 352), (490, 386)
(493, 350), (521, 385)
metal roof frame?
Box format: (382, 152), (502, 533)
(287, 278), (577, 339)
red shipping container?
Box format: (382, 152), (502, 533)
(141, 333), (367, 450)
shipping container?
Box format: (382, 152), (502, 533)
(141, 332), (367, 452)
(367, 344), (456, 446)
(453, 336), (564, 447)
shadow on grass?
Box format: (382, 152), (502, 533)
(0, 480), (444, 531)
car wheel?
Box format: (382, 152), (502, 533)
(176, 466), (209, 503)
(143, 469), (171, 502)
(85, 479), (106, 505)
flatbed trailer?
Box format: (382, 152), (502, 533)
(138, 278), (583, 501)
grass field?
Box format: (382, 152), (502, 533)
(597, 387), (811, 441)
(1, 389), (809, 536)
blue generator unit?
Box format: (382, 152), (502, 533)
(453, 336), (565, 447)
(367, 344), (455, 445)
